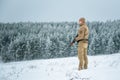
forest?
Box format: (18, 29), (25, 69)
(0, 20), (120, 62)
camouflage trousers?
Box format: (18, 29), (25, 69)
(77, 41), (88, 70)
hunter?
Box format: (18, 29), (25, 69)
(70, 18), (89, 70)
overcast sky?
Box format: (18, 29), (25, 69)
(0, 0), (120, 22)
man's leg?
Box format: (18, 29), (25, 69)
(84, 48), (88, 69)
(78, 46), (84, 70)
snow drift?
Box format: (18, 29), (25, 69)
(0, 53), (120, 80)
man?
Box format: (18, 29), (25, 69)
(70, 18), (89, 70)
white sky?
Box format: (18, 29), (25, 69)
(0, 0), (120, 22)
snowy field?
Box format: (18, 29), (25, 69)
(0, 53), (120, 80)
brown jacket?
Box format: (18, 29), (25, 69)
(75, 24), (89, 42)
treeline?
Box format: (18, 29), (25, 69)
(0, 20), (120, 62)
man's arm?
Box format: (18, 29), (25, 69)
(72, 34), (78, 43)
(70, 34), (78, 46)
(75, 27), (85, 41)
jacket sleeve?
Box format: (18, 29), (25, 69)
(75, 27), (85, 41)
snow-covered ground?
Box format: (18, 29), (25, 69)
(0, 53), (120, 80)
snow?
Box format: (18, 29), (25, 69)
(0, 53), (120, 80)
